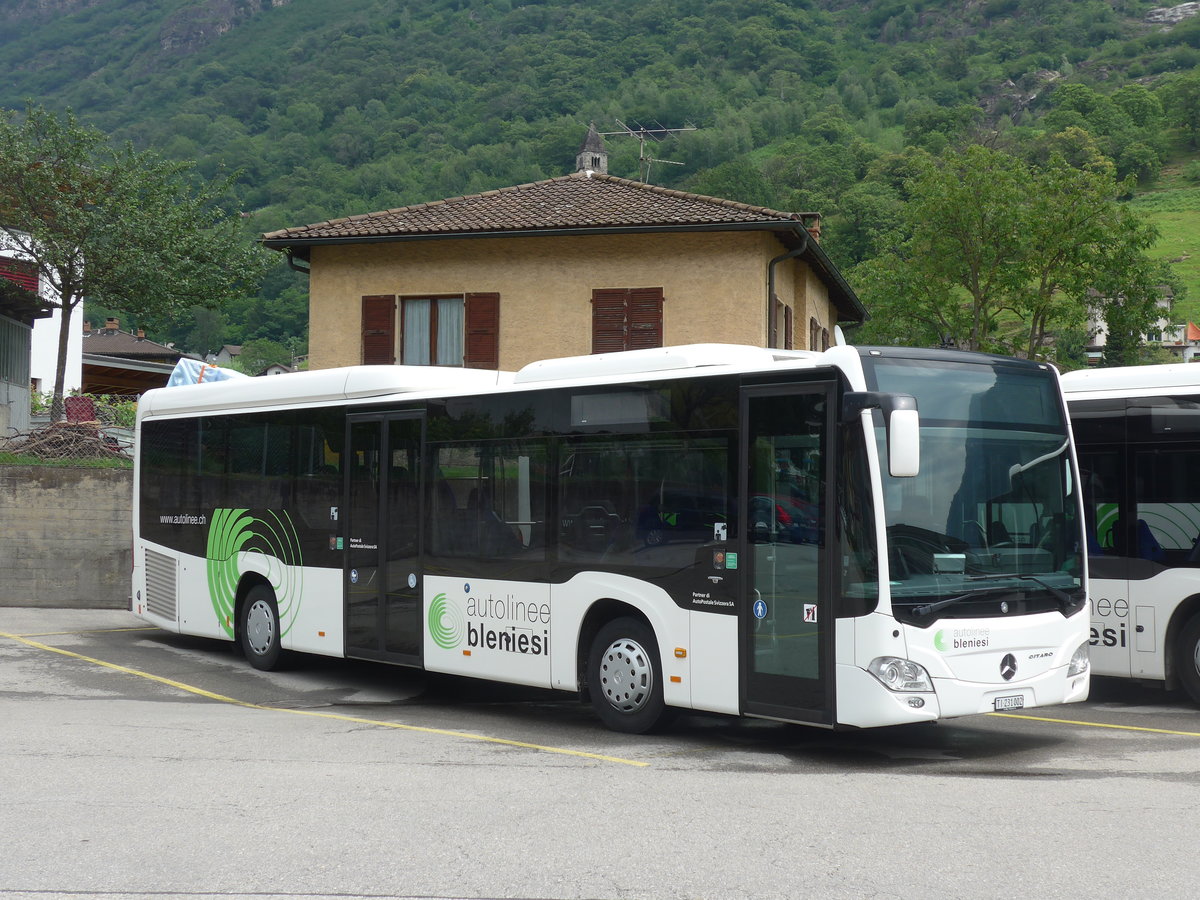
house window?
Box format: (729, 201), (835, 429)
(403, 296), (464, 366)
(591, 287), (664, 353)
(360, 293), (499, 368)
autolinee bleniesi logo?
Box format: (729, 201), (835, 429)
(428, 592), (466, 649)
(206, 508), (303, 639)
(934, 627), (990, 651)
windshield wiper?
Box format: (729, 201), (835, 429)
(965, 572), (1075, 605)
(912, 586), (1019, 618)
(911, 574), (1076, 618)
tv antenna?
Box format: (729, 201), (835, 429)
(601, 119), (697, 182)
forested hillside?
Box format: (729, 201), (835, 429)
(4, 0), (1200, 358)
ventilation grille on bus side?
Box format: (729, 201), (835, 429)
(144, 549), (178, 621)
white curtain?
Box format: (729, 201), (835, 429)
(436, 297), (464, 366)
(403, 299), (430, 365)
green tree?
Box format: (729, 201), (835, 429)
(184, 305), (228, 358)
(1159, 72), (1200, 149)
(234, 338), (293, 374)
(0, 104), (271, 418)
(852, 144), (1169, 362)
(685, 159), (777, 208)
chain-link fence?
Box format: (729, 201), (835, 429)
(0, 394), (136, 466)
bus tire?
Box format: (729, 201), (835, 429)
(1176, 615), (1200, 705)
(239, 584), (283, 671)
(587, 617), (667, 734)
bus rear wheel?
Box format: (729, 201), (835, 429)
(1176, 615), (1200, 705)
(239, 585), (283, 671)
(587, 617), (667, 734)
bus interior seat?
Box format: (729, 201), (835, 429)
(1136, 519), (1165, 562)
(1187, 533), (1200, 565)
(988, 520), (1012, 546)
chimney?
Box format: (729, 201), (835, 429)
(82, 319), (92, 335)
(803, 213), (821, 243)
(136, 328), (145, 340)
(105, 317), (119, 333)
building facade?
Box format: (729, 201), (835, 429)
(263, 139), (865, 372)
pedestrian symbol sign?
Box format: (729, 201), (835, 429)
(753, 599), (768, 619)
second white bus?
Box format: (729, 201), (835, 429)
(1063, 363), (1200, 703)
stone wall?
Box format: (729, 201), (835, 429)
(0, 465), (132, 608)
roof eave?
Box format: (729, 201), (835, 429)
(263, 220), (866, 324)
(261, 219), (802, 254)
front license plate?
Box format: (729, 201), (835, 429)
(994, 694), (1024, 711)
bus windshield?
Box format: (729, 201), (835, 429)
(864, 353), (1085, 624)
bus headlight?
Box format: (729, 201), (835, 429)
(1067, 641), (1090, 677)
(868, 657), (934, 692)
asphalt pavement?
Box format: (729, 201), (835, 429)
(3, 607), (1200, 900)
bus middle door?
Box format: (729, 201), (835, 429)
(345, 412), (424, 665)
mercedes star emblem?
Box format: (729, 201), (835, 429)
(1000, 653), (1017, 681)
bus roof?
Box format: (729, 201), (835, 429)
(512, 343), (816, 383)
(138, 344), (835, 419)
(1060, 363), (1200, 398)
(138, 365), (515, 418)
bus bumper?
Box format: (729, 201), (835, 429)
(835, 664), (1090, 728)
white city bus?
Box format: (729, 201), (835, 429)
(1062, 363), (1200, 703)
(132, 343), (1090, 732)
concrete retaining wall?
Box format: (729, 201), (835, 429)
(0, 465), (132, 608)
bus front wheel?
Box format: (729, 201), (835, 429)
(1176, 615), (1200, 705)
(587, 617), (667, 733)
(239, 584), (283, 671)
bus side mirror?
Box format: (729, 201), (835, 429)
(842, 391), (920, 478)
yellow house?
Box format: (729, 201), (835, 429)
(262, 134), (865, 371)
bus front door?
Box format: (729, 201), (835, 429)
(739, 383), (835, 725)
(345, 413), (424, 665)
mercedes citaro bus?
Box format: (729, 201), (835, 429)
(133, 342), (1090, 732)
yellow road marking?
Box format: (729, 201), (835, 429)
(991, 711), (1200, 737)
(14, 626), (158, 638)
(0, 630), (649, 767)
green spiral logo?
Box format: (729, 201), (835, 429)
(206, 508), (304, 639)
(428, 592), (465, 650)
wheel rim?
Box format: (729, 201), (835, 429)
(245, 598), (276, 656)
(597, 637), (653, 713)
(1192, 638), (1200, 677)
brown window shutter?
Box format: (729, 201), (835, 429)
(592, 287), (664, 353)
(361, 295), (396, 365)
(464, 292), (500, 369)
(591, 289), (628, 354)
(627, 287), (664, 350)
(784, 305), (793, 350)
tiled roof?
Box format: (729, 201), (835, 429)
(82, 328), (181, 361)
(261, 172), (811, 244)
